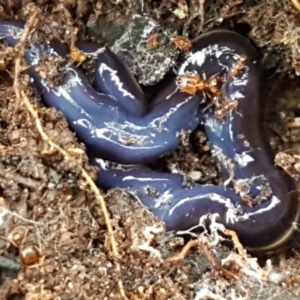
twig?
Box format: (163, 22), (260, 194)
(13, 9), (39, 107)
(167, 239), (239, 280)
(12, 11), (128, 299)
(291, 0), (300, 14)
(223, 228), (248, 258)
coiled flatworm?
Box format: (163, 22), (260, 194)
(1, 20), (299, 254)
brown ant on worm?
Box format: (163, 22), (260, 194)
(175, 54), (247, 119)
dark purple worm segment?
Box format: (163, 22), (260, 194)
(178, 30), (300, 252)
(74, 41), (149, 117)
(92, 155), (299, 253)
(0, 20), (299, 254)
(0, 21), (202, 165)
(93, 47), (148, 117)
(91, 30), (300, 253)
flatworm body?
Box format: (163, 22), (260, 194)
(0, 21), (202, 165)
(1, 20), (299, 254)
(92, 30), (300, 253)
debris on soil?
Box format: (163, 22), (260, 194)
(1, 1), (300, 299)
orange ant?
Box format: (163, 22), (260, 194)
(70, 45), (87, 66)
(176, 73), (241, 119)
(69, 27), (87, 66)
(147, 32), (159, 50)
(171, 36), (193, 52)
(175, 53), (248, 119)
(176, 73), (222, 97)
(229, 54), (247, 77)
(215, 100), (239, 119)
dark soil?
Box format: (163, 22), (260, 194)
(1, 1), (300, 299)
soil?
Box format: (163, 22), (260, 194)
(1, 1), (300, 299)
